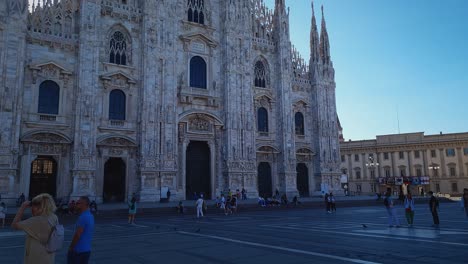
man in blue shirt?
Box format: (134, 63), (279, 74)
(68, 196), (95, 264)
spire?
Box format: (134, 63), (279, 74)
(310, 1), (320, 64)
(274, 0), (286, 15)
(319, 5), (331, 63)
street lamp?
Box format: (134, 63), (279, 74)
(366, 156), (380, 194)
(365, 156), (380, 167)
(428, 164), (440, 176)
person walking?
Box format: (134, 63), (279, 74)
(324, 193), (330, 213)
(196, 195), (204, 218)
(128, 197), (137, 224)
(404, 192), (415, 227)
(428, 191), (439, 228)
(330, 193), (336, 212)
(384, 189), (401, 227)
(463, 188), (468, 219)
(68, 196), (95, 264)
(0, 202), (6, 228)
(11, 193), (59, 264)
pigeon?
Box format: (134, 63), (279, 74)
(195, 228), (200, 233)
(362, 224), (368, 228)
(174, 227), (178, 231)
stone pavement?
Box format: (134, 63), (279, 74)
(2, 195), (455, 218)
(1, 202), (467, 264)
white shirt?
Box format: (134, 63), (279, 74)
(196, 198), (204, 208)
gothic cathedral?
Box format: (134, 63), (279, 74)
(0, 0), (341, 202)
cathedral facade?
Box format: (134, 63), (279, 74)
(0, 0), (341, 203)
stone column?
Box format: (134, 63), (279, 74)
(456, 147), (464, 177)
(439, 149), (447, 177)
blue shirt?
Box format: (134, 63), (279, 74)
(74, 209), (94, 253)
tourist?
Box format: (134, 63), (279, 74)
(11, 193), (59, 264)
(258, 196), (266, 207)
(16, 193), (25, 207)
(330, 192), (336, 212)
(231, 195), (238, 213)
(220, 194), (226, 210)
(89, 200), (98, 215)
(68, 196), (94, 264)
(241, 188), (247, 200)
(281, 193), (289, 205)
(384, 188), (400, 227)
(128, 197), (137, 224)
(0, 202), (6, 228)
(428, 191), (439, 228)
(68, 200), (76, 215)
(404, 192), (415, 227)
(324, 193), (330, 213)
(196, 194), (204, 218)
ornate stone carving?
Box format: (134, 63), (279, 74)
(188, 115), (211, 132)
(8, 0), (28, 17)
(100, 72), (136, 90)
(22, 132), (71, 144)
(97, 137), (136, 147)
(30, 62), (73, 84)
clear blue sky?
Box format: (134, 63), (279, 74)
(264, 0), (468, 140)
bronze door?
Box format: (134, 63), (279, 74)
(186, 141), (211, 199)
(258, 162), (272, 198)
(296, 163), (310, 197)
(29, 156), (57, 199)
(103, 157), (126, 202)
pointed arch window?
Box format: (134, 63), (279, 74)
(190, 56), (207, 89)
(109, 89), (126, 120)
(38, 80), (60, 115)
(254, 61), (266, 88)
(187, 0), (205, 25)
(295, 112), (305, 135)
(109, 31), (127, 66)
(257, 107), (269, 133)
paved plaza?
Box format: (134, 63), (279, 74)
(1, 202), (467, 264)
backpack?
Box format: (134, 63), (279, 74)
(45, 218), (65, 253)
(383, 197), (389, 207)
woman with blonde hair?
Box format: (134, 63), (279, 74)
(11, 193), (59, 264)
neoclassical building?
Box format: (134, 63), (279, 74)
(0, 0), (341, 203)
(340, 132), (468, 196)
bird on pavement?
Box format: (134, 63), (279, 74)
(195, 228), (200, 233)
(362, 224), (368, 228)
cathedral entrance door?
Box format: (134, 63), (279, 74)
(257, 162), (272, 198)
(29, 156), (57, 199)
(296, 163), (309, 197)
(186, 141), (211, 200)
(103, 157), (126, 203)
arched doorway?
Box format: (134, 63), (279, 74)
(296, 163), (309, 197)
(103, 157), (126, 203)
(186, 141), (211, 199)
(29, 156), (57, 199)
(258, 162), (272, 198)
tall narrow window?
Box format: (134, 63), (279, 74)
(109, 89), (126, 120)
(295, 112), (304, 135)
(38, 81), (60, 115)
(187, 0), (205, 25)
(109, 31), (127, 65)
(190, 56), (207, 89)
(257, 107), (268, 133)
(254, 61), (266, 88)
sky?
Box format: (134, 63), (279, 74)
(28, 0), (468, 140)
(263, 0), (468, 140)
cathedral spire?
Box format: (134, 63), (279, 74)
(274, 0), (287, 16)
(319, 5), (331, 63)
(310, 1), (320, 64)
